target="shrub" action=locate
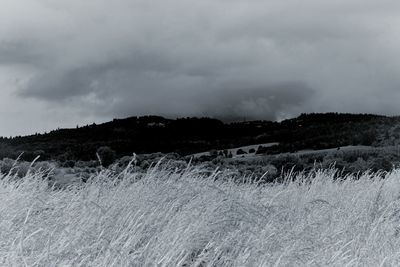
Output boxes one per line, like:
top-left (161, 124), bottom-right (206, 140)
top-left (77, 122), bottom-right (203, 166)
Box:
top-left (236, 149), bottom-right (247, 155)
top-left (369, 157), bottom-right (393, 172)
top-left (271, 155), bottom-right (304, 173)
top-left (0, 158), bottom-right (15, 175)
top-left (256, 146), bottom-right (267, 154)
top-left (96, 146), bottom-right (117, 167)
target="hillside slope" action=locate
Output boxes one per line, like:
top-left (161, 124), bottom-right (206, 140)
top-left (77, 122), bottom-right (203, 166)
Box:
top-left (0, 113), bottom-right (398, 162)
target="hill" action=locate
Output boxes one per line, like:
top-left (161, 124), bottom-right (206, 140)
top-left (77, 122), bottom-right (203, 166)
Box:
top-left (0, 113), bottom-right (399, 162)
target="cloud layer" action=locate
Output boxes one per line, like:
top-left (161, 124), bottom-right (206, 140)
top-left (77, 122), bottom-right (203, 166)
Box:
top-left (1, 0), bottom-right (400, 134)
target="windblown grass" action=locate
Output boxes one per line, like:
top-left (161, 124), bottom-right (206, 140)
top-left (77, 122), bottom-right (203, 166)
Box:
top-left (1, 164), bottom-right (400, 266)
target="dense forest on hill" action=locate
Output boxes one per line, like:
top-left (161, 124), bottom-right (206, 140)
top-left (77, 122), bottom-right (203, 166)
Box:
top-left (0, 113), bottom-right (399, 162)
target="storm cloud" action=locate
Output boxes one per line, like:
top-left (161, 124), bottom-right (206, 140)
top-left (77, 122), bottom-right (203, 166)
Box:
top-left (1, 0), bottom-right (400, 135)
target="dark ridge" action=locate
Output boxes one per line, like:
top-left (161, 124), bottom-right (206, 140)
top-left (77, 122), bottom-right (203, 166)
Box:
top-left (0, 113), bottom-right (398, 162)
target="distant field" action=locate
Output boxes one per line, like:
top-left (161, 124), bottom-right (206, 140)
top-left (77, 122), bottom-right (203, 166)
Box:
top-left (227, 145), bottom-right (400, 164)
top-left (192, 144), bottom-right (381, 162)
top-left (0, 164), bottom-right (399, 266)
top-left (191, 142), bottom-right (279, 158)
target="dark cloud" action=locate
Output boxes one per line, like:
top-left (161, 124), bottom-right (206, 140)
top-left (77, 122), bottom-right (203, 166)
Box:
top-left (102, 81), bottom-right (315, 121)
top-left (0, 0), bottom-right (400, 135)
top-left (198, 82), bottom-right (315, 121)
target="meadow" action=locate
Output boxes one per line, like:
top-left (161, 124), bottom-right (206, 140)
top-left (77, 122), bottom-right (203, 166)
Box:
top-left (1, 161), bottom-right (400, 266)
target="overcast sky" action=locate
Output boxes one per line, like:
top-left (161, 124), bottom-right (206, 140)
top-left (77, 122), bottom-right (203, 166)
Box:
top-left (1, 0), bottom-right (400, 136)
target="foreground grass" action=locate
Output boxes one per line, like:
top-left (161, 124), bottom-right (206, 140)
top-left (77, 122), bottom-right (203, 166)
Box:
top-left (1, 165), bottom-right (400, 266)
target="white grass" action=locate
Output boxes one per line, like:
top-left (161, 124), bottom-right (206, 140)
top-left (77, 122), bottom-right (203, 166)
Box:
top-left (1, 165), bottom-right (400, 266)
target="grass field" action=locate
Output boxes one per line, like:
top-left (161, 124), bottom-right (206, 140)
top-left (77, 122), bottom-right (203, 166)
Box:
top-left (1, 163), bottom-right (400, 266)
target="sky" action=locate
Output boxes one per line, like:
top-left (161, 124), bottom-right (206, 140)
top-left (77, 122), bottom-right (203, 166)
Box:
top-left (1, 0), bottom-right (400, 136)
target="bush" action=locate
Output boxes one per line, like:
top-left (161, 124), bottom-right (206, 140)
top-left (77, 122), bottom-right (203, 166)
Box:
top-left (0, 158), bottom-right (15, 175)
top-left (369, 157), bottom-right (393, 172)
top-left (236, 149), bottom-right (247, 155)
top-left (61, 160), bottom-right (75, 168)
top-left (271, 155), bottom-right (304, 173)
top-left (96, 146), bottom-right (117, 167)
top-left (347, 157), bottom-right (369, 174)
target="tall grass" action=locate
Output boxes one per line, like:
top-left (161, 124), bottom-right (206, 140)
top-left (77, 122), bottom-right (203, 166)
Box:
top-left (1, 164), bottom-right (400, 266)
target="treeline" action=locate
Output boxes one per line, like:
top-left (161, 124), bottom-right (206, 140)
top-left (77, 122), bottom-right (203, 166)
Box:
top-left (0, 113), bottom-right (398, 162)
top-left (258, 113), bottom-right (391, 153)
